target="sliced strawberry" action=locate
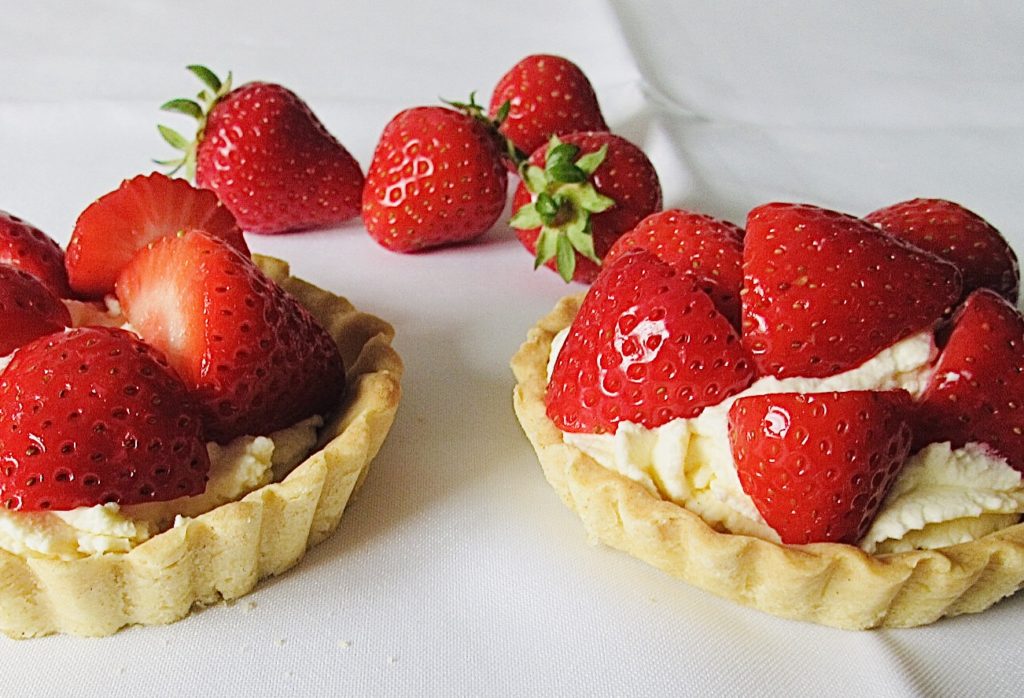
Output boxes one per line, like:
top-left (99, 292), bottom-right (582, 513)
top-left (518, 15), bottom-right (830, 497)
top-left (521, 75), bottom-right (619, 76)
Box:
top-left (547, 250), bottom-right (755, 434)
top-left (0, 265), bottom-right (71, 355)
top-left (0, 210), bottom-right (71, 298)
top-left (742, 203), bottom-right (962, 379)
top-left (0, 327), bottom-right (209, 511)
top-left (488, 54), bottom-right (608, 164)
top-left (914, 289), bottom-right (1024, 472)
top-left (865, 198), bottom-right (1019, 304)
top-left (511, 132), bottom-right (662, 283)
top-left (115, 230), bottom-right (344, 443)
top-left (728, 390), bottom-right (913, 545)
top-left (604, 209), bottom-right (745, 327)
top-left (66, 172), bottom-right (247, 299)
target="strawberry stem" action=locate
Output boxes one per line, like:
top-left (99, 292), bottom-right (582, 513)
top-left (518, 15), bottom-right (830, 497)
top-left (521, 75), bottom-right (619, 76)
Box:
top-left (509, 136), bottom-right (614, 282)
top-left (156, 65), bottom-right (233, 181)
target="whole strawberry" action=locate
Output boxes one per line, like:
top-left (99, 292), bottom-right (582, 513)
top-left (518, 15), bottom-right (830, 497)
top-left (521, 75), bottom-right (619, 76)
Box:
top-left (547, 250), bottom-right (755, 434)
top-left (0, 210), bottom-right (70, 298)
top-left (604, 209), bottom-right (745, 327)
top-left (743, 203), bottom-right (962, 379)
top-left (511, 132), bottom-right (662, 283)
top-left (116, 230), bottom-right (345, 443)
top-left (0, 327), bottom-right (210, 512)
top-left (66, 172), bottom-right (248, 299)
top-left (0, 264), bottom-right (71, 355)
top-left (362, 106), bottom-right (508, 252)
top-left (865, 198), bottom-right (1019, 304)
top-left (488, 54), bottom-right (608, 165)
top-left (728, 390), bottom-right (913, 545)
top-left (158, 65), bottom-right (364, 234)
top-left (914, 289), bottom-right (1024, 472)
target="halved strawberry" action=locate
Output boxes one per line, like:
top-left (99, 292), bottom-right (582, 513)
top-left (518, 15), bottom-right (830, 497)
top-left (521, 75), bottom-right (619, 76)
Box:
top-left (0, 210), bottom-right (71, 298)
top-left (66, 172), bottom-right (247, 299)
top-left (547, 250), bottom-right (755, 434)
top-left (914, 289), bottom-right (1024, 472)
top-left (115, 230), bottom-right (344, 443)
top-left (0, 265), bottom-right (71, 355)
top-left (604, 209), bottom-right (745, 327)
top-left (728, 390), bottom-right (913, 545)
top-left (0, 327), bottom-right (210, 511)
top-left (742, 203), bottom-right (962, 379)
top-left (865, 198), bottom-right (1019, 304)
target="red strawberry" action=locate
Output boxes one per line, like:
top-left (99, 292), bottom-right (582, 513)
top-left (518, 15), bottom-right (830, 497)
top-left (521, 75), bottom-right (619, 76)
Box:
top-left (0, 210), bottom-right (71, 298)
top-left (0, 327), bottom-right (210, 512)
top-left (159, 65), bottom-right (364, 234)
top-left (361, 106), bottom-right (508, 252)
top-left (914, 289), bottom-right (1024, 472)
top-left (115, 230), bottom-right (344, 443)
top-left (511, 132), bottom-right (662, 283)
top-left (0, 265), bottom-right (71, 355)
top-left (865, 198), bottom-right (1019, 304)
top-left (728, 390), bottom-right (913, 545)
top-left (742, 203), bottom-right (962, 379)
top-left (604, 209), bottom-right (745, 327)
top-left (66, 172), bottom-right (247, 299)
top-left (547, 250), bottom-right (755, 434)
top-left (488, 54), bottom-right (608, 165)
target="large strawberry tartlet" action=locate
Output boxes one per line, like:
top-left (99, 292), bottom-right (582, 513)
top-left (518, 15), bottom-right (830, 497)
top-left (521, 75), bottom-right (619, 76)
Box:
top-left (512, 202), bottom-right (1024, 629)
top-left (0, 175), bottom-right (402, 638)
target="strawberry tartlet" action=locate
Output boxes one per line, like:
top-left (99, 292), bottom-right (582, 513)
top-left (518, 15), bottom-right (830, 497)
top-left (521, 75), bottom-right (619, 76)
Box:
top-left (0, 175), bottom-right (402, 638)
top-left (512, 202), bottom-right (1024, 629)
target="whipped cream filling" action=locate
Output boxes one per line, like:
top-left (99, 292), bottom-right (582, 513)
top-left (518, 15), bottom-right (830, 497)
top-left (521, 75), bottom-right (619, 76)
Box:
top-left (549, 328), bottom-right (1024, 551)
top-left (0, 416), bottom-right (322, 560)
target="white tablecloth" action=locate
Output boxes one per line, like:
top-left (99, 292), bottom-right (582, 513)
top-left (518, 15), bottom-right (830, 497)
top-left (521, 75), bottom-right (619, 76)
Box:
top-left (1, 1), bottom-right (1022, 695)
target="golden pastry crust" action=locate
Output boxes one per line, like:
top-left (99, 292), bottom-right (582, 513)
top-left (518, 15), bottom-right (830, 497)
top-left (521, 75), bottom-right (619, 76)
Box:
top-left (512, 293), bottom-right (1024, 629)
top-left (0, 256), bottom-right (403, 638)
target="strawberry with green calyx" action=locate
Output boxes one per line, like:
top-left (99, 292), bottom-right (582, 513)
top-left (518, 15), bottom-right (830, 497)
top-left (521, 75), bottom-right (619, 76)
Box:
top-left (510, 132), bottom-right (662, 283)
top-left (157, 65), bottom-right (364, 234)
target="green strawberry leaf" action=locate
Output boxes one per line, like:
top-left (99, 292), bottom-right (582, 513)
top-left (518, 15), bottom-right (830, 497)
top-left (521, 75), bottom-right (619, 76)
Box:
top-left (546, 142), bottom-right (580, 171)
top-left (567, 221), bottom-right (600, 265)
top-left (158, 125), bottom-right (190, 151)
top-left (510, 203), bottom-right (543, 230)
top-left (160, 98), bottom-right (203, 120)
top-left (575, 185), bottom-right (616, 213)
top-left (575, 145), bottom-right (608, 176)
top-left (555, 232), bottom-right (577, 282)
top-left (535, 192), bottom-right (560, 222)
top-left (187, 65), bottom-right (222, 93)
top-left (523, 165), bottom-right (548, 194)
top-left (534, 227), bottom-right (559, 268)
top-left (548, 162), bottom-right (586, 184)
top-left (494, 100), bottom-right (511, 125)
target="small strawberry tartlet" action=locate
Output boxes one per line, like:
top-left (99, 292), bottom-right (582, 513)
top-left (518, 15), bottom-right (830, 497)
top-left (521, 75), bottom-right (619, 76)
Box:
top-left (0, 174), bottom-right (402, 638)
top-left (513, 202), bottom-right (1024, 629)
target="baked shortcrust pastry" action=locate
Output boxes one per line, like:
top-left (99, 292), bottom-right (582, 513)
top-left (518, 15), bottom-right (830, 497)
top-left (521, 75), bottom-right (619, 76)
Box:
top-left (0, 256), bottom-right (402, 638)
top-left (513, 293), bottom-right (1024, 630)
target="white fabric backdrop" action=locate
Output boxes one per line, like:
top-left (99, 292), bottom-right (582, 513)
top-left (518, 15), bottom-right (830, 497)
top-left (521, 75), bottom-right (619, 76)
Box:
top-left (1, 1), bottom-right (1022, 695)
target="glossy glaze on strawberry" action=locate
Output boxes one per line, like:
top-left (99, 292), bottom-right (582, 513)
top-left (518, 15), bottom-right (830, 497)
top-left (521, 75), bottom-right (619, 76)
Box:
top-left (115, 230), bottom-right (345, 443)
top-left (0, 211), bottom-right (71, 298)
top-left (488, 54), bottom-right (608, 162)
top-left (0, 327), bottom-right (210, 511)
top-left (866, 198), bottom-right (1019, 304)
top-left (547, 250), bottom-right (755, 433)
top-left (604, 209), bottom-right (745, 327)
top-left (66, 172), bottom-right (247, 299)
top-left (914, 289), bottom-right (1024, 472)
top-left (742, 203), bottom-right (962, 379)
top-left (0, 265), bottom-right (71, 355)
top-left (511, 132), bottom-right (662, 283)
top-left (728, 390), bottom-right (913, 545)
top-left (362, 106), bottom-right (507, 252)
